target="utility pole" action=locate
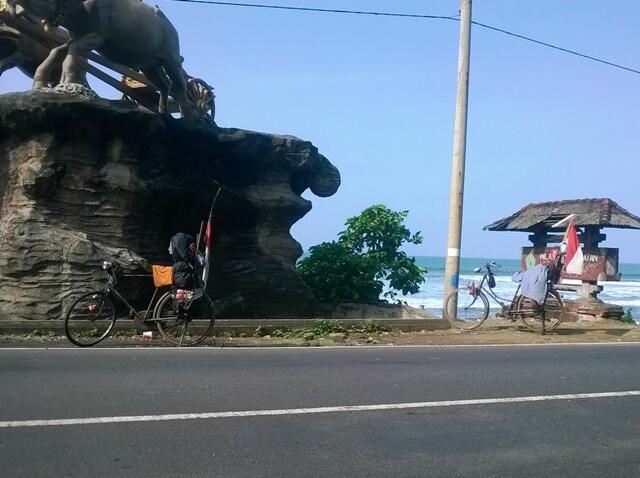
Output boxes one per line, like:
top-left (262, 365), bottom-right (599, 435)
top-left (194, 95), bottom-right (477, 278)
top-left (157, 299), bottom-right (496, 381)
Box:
top-left (443, 0), bottom-right (472, 319)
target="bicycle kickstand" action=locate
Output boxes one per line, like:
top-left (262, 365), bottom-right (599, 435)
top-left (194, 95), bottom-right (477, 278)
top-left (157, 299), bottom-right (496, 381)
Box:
top-left (179, 324), bottom-right (187, 347)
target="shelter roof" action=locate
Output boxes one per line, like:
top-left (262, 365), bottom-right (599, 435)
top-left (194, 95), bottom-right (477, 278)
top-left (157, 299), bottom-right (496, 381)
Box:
top-left (484, 198), bottom-right (640, 232)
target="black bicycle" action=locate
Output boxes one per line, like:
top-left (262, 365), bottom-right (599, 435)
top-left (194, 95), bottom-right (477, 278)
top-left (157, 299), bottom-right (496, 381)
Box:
top-left (443, 262), bottom-right (565, 333)
top-left (64, 251), bottom-right (215, 347)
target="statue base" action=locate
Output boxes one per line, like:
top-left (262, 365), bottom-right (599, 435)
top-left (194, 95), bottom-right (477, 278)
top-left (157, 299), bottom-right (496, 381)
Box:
top-left (35, 83), bottom-right (98, 100)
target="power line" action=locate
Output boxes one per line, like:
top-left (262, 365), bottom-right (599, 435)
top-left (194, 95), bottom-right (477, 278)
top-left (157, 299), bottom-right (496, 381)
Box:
top-left (166, 0), bottom-right (459, 20)
top-left (165, 0), bottom-right (640, 76)
top-left (471, 21), bottom-right (640, 76)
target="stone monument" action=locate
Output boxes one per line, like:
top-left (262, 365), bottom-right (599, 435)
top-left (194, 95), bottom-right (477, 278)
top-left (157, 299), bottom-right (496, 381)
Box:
top-left (0, 1), bottom-right (341, 321)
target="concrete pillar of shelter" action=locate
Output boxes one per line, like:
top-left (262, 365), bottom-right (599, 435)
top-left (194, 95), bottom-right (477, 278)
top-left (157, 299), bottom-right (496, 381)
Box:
top-left (583, 226), bottom-right (606, 249)
top-left (578, 226), bottom-right (605, 304)
top-left (579, 282), bottom-right (603, 304)
top-left (528, 230), bottom-right (548, 249)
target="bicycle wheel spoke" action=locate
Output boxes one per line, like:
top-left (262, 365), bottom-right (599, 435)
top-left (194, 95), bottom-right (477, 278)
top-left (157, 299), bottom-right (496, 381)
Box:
top-left (154, 291), bottom-right (215, 346)
top-left (444, 287), bottom-right (489, 330)
top-left (65, 292), bottom-right (116, 347)
top-left (519, 289), bottom-right (565, 333)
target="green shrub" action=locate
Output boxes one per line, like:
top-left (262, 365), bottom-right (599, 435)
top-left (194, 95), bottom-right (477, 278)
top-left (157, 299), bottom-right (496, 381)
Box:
top-left (311, 319), bottom-right (346, 336)
top-left (297, 242), bottom-right (382, 303)
top-left (621, 309), bottom-right (636, 325)
top-left (351, 319), bottom-right (389, 335)
top-left (297, 205), bottom-right (426, 303)
top-left (253, 325), bottom-right (268, 337)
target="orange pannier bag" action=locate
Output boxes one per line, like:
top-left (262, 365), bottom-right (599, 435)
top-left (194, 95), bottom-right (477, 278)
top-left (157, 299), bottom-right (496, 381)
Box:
top-left (152, 265), bottom-right (173, 287)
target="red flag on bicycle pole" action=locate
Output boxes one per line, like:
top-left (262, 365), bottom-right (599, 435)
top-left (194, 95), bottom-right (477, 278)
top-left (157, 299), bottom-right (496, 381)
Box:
top-left (201, 186), bottom-right (222, 288)
top-left (201, 217), bottom-right (212, 287)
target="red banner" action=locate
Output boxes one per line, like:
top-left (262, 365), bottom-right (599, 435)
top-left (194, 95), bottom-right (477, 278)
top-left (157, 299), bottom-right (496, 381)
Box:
top-left (521, 247), bottom-right (620, 282)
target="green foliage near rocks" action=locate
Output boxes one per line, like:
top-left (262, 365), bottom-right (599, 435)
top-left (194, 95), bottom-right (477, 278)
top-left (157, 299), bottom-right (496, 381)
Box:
top-left (620, 308), bottom-right (636, 325)
top-left (350, 319), bottom-right (389, 335)
top-left (253, 325), bottom-right (268, 337)
top-left (297, 241), bottom-right (382, 303)
top-left (297, 204), bottom-right (426, 303)
top-left (267, 320), bottom-right (389, 340)
top-left (311, 319), bottom-right (346, 336)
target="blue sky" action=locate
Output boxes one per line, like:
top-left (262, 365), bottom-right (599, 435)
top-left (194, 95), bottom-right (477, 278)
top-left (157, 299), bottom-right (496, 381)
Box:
top-left (3, 1), bottom-right (639, 262)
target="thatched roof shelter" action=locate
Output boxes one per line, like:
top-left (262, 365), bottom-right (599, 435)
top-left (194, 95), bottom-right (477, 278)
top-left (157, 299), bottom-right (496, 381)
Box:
top-left (484, 198), bottom-right (640, 232)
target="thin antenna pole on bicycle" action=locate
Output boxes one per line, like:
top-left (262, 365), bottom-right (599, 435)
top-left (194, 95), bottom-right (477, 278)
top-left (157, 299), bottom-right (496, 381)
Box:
top-left (443, 0), bottom-right (473, 320)
top-left (208, 185), bottom-right (223, 218)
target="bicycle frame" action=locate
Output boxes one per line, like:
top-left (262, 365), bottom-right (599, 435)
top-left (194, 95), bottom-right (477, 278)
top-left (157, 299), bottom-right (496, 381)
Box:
top-left (466, 266), bottom-right (523, 318)
top-left (108, 285), bottom-right (159, 322)
top-left (470, 265), bottom-right (561, 320)
top-left (447, 260), bottom-right (566, 335)
top-left (102, 263), bottom-right (162, 323)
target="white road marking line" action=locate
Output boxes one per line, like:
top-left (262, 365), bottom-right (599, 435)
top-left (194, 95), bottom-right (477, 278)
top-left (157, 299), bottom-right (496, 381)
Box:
top-left (1, 391), bottom-right (638, 429)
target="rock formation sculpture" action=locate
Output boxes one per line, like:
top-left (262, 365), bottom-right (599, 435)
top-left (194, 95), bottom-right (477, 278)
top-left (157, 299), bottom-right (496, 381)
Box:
top-left (0, 0), bottom-right (339, 322)
top-left (0, 92), bottom-right (340, 320)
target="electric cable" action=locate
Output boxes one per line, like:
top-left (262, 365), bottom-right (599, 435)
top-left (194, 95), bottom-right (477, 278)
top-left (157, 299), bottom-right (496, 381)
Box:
top-left (165, 0), bottom-right (640, 76)
top-left (471, 21), bottom-right (640, 75)
top-left (166, 0), bottom-right (459, 20)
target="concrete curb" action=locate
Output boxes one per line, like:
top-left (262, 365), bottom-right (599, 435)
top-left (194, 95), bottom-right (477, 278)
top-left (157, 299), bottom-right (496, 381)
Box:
top-left (0, 318), bottom-right (450, 335)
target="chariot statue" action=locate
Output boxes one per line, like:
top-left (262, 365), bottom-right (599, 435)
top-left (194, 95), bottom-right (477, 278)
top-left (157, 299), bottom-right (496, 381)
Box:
top-left (0, 0), bottom-right (214, 119)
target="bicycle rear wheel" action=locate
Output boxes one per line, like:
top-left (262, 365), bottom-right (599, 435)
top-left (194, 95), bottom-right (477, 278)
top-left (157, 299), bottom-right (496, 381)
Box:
top-left (64, 291), bottom-right (116, 347)
top-left (154, 291), bottom-right (215, 346)
top-left (519, 288), bottom-right (565, 333)
top-left (444, 287), bottom-right (490, 330)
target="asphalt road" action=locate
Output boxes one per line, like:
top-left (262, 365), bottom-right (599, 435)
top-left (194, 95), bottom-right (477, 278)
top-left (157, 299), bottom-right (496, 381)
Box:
top-left (1, 344), bottom-right (639, 477)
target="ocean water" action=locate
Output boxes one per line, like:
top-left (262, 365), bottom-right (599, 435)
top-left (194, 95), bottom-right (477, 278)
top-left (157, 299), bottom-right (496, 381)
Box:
top-left (394, 256), bottom-right (640, 322)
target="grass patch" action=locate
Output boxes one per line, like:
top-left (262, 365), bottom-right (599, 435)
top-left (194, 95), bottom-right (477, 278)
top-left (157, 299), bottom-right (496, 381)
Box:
top-left (110, 329), bottom-right (140, 338)
top-left (26, 329), bottom-right (58, 340)
top-left (253, 320), bottom-right (389, 340)
top-left (349, 319), bottom-right (389, 335)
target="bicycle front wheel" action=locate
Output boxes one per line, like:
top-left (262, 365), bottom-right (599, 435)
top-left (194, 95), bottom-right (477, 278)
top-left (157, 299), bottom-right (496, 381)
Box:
top-left (64, 291), bottom-right (116, 347)
top-left (154, 291), bottom-right (215, 346)
top-left (444, 287), bottom-right (490, 330)
top-left (519, 288), bottom-right (565, 333)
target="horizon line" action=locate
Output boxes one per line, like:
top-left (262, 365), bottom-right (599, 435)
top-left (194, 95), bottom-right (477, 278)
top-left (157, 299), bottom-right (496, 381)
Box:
top-left (300, 252), bottom-right (640, 266)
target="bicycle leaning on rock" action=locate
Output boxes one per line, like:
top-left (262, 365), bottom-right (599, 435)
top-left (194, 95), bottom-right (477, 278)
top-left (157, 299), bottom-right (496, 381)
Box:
top-left (63, 250), bottom-right (215, 347)
top-left (443, 261), bottom-right (566, 334)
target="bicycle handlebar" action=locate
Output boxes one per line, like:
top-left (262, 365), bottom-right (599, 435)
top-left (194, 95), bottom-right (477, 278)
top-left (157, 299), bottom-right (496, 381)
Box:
top-left (103, 250), bottom-right (151, 273)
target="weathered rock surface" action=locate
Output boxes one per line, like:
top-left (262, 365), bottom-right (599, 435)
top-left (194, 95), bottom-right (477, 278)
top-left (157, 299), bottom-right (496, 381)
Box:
top-left (0, 92), bottom-right (340, 320)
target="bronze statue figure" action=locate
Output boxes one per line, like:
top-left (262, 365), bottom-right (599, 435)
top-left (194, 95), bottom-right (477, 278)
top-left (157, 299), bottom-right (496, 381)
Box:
top-left (0, 22), bottom-right (28, 76)
top-left (13, 0), bottom-right (190, 114)
top-left (0, 17), bottom-right (70, 84)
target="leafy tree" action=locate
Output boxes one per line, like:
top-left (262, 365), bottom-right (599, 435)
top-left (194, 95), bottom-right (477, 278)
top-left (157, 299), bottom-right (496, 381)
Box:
top-left (621, 308), bottom-right (636, 325)
top-left (297, 205), bottom-right (426, 303)
top-left (297, 241), bottom-right (382, 303)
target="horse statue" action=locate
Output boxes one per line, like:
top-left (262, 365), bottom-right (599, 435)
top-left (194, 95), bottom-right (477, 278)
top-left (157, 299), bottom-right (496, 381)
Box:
top-left (12, 0), bottom-right (190, 114)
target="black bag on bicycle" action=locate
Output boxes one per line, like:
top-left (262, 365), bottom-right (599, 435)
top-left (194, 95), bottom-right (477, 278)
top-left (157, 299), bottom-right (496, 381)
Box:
top-left (169, 233), bottom-right (196, 289)
top-left (487, 273), bottom-right (496, 289)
